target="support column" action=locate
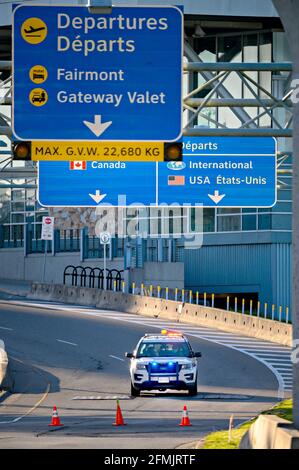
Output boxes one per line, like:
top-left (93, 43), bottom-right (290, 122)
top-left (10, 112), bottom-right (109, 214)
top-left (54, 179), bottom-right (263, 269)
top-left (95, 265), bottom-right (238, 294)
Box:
top-left (157, 238), bottom-right (163, 262)
top-left (272, 0), bottom-right (299, 428)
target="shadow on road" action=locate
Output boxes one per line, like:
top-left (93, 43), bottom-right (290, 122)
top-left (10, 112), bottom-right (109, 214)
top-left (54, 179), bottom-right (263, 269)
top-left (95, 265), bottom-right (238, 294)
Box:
top-left (8, 357), bottom-right (60, 395)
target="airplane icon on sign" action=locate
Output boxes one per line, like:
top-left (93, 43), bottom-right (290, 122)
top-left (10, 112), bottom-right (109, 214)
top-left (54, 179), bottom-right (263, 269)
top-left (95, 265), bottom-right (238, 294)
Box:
top-left (24, 25), bottom-right (46, 36)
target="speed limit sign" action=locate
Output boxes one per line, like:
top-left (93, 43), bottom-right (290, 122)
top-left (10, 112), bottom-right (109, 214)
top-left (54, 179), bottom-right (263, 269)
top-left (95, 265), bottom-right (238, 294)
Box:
top-left (99, 232), bottom-right (111, 245)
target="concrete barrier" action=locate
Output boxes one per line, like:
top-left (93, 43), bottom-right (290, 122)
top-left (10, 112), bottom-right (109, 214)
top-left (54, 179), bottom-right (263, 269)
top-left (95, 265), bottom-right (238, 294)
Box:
top-left (240, 414), bottom-right (299, 449)
top-left (29, 282), bottom-right (292, 346)
top-left (0, 339), bottom-right (9, 391)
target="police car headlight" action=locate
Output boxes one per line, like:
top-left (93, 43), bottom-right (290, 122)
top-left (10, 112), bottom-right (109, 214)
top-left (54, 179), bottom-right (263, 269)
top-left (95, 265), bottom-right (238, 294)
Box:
top-left (136, 363), bottom-right (147, 370)
top-left (181, 363), bottom-right (192, 370)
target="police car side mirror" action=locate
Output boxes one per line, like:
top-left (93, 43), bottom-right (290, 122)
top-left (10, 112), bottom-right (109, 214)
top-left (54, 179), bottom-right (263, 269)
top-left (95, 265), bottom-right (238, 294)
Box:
top-left (125, 352), bottom-right (134, 358)
top-left (194, 352), bottom-right (202, 358)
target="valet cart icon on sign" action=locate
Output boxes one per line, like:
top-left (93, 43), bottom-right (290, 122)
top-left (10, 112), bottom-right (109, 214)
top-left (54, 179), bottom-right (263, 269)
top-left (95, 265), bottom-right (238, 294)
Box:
top-left (29, 88), bottom-right (48, 106)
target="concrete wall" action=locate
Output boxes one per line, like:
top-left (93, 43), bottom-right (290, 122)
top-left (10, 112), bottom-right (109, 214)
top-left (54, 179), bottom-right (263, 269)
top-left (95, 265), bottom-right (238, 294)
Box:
top-left (240, 415), bottom-right (299, 449)
top-left (30, 282), bottom-right (292, 346)
top-left (0, 248), bottom-right (123, 283)
top-left (0, 249), bottom-right (183, 288)
top-left (130, 262), bottom-right (184, 289)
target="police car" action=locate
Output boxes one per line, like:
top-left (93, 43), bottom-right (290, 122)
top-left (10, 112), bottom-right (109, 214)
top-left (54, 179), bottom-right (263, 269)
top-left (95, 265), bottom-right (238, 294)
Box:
top-left (125, 330), bottom-right (201, 397)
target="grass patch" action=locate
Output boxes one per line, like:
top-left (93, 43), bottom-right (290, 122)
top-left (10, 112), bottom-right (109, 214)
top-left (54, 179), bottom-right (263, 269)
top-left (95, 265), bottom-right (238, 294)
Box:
top-left (262, 398), bottom-right (292, 422)
top-left (201, 399), bottom-right (293, 449)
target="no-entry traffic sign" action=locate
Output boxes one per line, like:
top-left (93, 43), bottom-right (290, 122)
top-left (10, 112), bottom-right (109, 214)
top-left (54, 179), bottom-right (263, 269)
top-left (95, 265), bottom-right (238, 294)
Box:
top-left (41, 216), bottom-right (54, 240)
top-left (13, 4), bottom-right (183, 141)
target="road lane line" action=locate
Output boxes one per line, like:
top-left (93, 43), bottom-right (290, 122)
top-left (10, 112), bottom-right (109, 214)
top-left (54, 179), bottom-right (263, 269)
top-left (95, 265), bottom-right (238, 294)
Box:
top-left (0, 326), bottom-right (13, 331)
top-left (109, 354), bottom-right (125, 362)
top-left (56, 339), bottom-right (77, 346)
top-left (0, 382), bottom-right (51, 425)
top-left (0, 354), bottom-right (51, 425)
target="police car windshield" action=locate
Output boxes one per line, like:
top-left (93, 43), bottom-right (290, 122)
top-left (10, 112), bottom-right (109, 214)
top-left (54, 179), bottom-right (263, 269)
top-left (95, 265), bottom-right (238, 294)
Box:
top-left (137, 341), bottom-right (191, 358)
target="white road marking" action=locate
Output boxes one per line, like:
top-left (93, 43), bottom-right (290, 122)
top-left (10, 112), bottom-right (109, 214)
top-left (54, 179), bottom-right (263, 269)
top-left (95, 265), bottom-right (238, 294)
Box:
top-left (0, 326), bottom-right (13, 331)
top-left (270, 360), bottom-right (292, 364)
top-left (206, 340), bottom-right (279, 346)
top-left (109, 354), bottom-right (125, 362)
top-left (240, 345), bottom-right (290, 351)
top-left (0, 358), bottom-right (51, 426)
top-left (254, 352), bottom-right (291, 357)
top-left (73, 395), bottom-right (131, 400)
top-left (56, 339), bottom-right (77, 346)
top-left (271, 363), bottom-right (292, 367)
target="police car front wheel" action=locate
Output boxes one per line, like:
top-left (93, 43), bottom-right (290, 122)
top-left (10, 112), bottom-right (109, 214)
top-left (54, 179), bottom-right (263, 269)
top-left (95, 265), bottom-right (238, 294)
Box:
top-left (187, 381), bottom-right (198, 397)
top-left (131, 382), bottom-right (140, 397)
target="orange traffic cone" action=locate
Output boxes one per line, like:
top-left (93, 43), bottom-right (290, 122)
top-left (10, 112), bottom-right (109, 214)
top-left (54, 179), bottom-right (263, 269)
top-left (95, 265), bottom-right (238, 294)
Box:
top-left (113, 400), bottom-right (126, 426)
top-left (179, 405), bottom-right (192, 427)
top-left (49, 405), bottom-right (63, 427)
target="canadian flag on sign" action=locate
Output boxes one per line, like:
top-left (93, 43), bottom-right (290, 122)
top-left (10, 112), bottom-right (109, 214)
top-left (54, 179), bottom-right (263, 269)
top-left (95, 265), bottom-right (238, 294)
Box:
top-left (70, 161), bottom-right (87, 170)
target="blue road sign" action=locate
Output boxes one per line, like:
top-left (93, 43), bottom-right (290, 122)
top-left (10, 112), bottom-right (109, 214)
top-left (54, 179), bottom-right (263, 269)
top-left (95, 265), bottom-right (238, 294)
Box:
top-left (13, 4), bottom-right (183, 141)
top-left (38, 137), bottom-right (277, 208)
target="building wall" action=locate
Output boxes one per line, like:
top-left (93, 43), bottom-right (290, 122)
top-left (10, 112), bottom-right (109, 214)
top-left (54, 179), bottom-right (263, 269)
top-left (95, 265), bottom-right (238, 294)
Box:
top-left (0, 249), bottom-right (124, 284)
top-left (184, 236), bottom-right (291, 315)
top-left (130, 261), bottom-right (184, 290)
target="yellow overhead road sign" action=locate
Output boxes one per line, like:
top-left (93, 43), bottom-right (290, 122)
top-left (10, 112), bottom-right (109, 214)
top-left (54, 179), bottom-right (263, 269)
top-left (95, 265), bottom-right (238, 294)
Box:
top-left (31, 141), bottom-right (165, 161)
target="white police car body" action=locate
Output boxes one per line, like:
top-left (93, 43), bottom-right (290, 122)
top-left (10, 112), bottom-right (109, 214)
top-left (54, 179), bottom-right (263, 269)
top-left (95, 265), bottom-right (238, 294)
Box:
top-left (125, 330), bottom-right (201, 397)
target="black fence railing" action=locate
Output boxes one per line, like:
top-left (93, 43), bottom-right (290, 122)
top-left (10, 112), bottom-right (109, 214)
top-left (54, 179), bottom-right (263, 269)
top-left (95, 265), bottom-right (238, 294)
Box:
top-left (63, 265), bottom-right (124, 291)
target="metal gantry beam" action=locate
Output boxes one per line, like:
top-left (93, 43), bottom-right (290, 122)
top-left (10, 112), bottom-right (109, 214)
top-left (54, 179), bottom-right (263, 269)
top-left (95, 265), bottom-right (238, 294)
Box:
top-left (183, 48), bottom-right (293, 137)
top-left (183, 128), bottom-right (292, 137)
top-left (0, 184), bottom-right (37, 189)
top-left (0, 61), bottom-right (11, 71)
top-left (185, 98), bottom-right (293, 108)
top-left (0, 126), bottom-right (12, 137)
top-left (184, 41), bottom-right (258, 129)
top-left (0, 168), bottom-right (37, 179)
top-left (184, 62), bottom-right (293, 72)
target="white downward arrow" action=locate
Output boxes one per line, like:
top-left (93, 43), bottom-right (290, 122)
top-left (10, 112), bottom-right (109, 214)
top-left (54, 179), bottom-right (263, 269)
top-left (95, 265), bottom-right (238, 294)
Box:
top-left (208, 190), bottom-right (226, 204)
top-left (89, 190), bottom-right (107, 204)
top-left (83, 115), bottom-right (112, 137)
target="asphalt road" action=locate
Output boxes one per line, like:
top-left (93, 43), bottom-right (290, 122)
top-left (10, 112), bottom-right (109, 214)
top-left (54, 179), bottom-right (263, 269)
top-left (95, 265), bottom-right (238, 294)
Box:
top-left (0, 294), bottom-right (284, 449)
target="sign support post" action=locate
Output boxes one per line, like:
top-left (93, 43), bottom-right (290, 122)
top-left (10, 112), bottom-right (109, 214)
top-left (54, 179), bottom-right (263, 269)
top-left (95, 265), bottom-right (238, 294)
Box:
top-left (103, 243), bottom-right (107, 291)
top-left (273, 0), bottom-right (299, 429)
top-left (99, 232), bottom-right (111, 291)
top-left (42, 240), bottom-right (47, 283)
top-left (41, 216), bottom-right (54, 283)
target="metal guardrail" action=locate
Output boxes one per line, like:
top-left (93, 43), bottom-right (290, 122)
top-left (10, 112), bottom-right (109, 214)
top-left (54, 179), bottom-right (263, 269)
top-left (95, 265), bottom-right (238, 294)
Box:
top-left (63, 265), bottom-right (124, 290)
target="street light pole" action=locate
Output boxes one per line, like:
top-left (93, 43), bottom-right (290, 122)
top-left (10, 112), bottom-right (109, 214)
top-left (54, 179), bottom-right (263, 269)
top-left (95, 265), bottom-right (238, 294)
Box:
top-left (272, 0), bottom-right (299, 428)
